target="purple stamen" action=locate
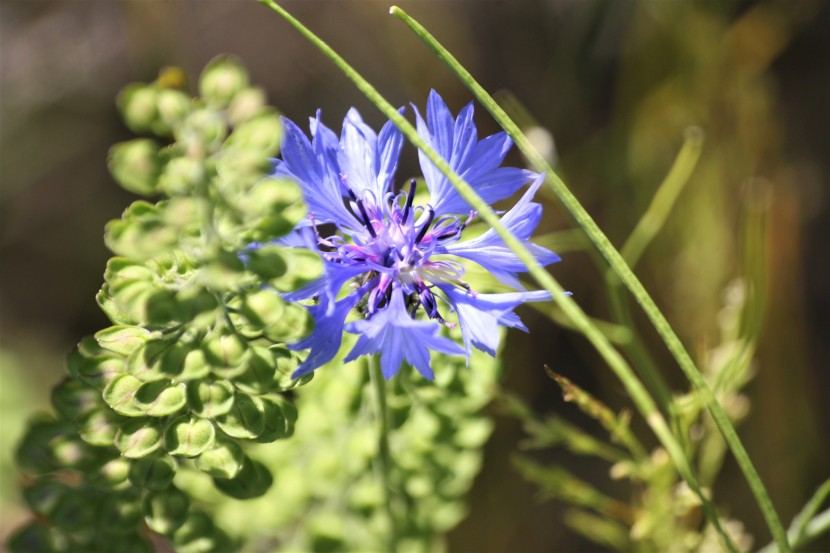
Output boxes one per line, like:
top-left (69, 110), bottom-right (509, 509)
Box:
top-left (414, 206), bottom-right (435, 245)
top-left (402, 179), bottom-right (417, 224)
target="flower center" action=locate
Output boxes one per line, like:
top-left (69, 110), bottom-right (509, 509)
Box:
top-left (315, 179), bottom-right (473, 323)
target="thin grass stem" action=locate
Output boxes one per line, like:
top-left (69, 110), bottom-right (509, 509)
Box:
top-left (257, 2), bottom-right (738, 550)
top-left (388, 7), bottom-right (789, 552)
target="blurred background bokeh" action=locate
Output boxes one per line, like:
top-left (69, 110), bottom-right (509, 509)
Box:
top-left (2, 1), bottom-right (828, 551)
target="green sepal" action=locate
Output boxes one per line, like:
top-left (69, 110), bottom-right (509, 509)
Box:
top-left (127, 340), bottom-right (183, 382)
top-left (15, 416), bottom-right (73, 475)
top-left (91, 457), bottom-right (132, 489)
top-left (186, 379), bottom-right (235, 418)
top-left (199, 56), bottom-right (249, 109)
top-left (270, 346), bottom-right (311, 391)
top-left (178, 349), bottom-right (211, 381)
top-left (224, 113), bottom-right (282, 157)
top-left (129, 456), bottom-right (176, 491)
top-left (262, 303), bottom-right (314, 343)
top-left (156, 89), bottom-right (192, 130)
top-left (212, 457), bottom-right (273, 499)
top-left (77, 407), bottom-right (127, 446)
top-left (114, 418), bottom-right (163, 458)
top-left (232, 289), bottom-right (287, 334)
top-left (51, 377), bottom-right (102, 422)
top-left (254, 396), bottom-right (297, 443)
top-left (215, 394), bottom-right (265, 440)
top-left (142, 488), bottom-right (190, 535)
top-left (117, 83), bottom-right (159, 134)
top-left (103, 374), bottom-right (145, 416)
top-left (270, 248), bottom-right (323, 292)
top-left (172, 511), bottom-right (225, 553)
top-left (108, 139), bottom-right (163, 197)
top-left (202, 332), bottom-right (248, 368)
top-left (6, 522), bottom-right (66, 553)
top-left (133, 380), bottom-right (187, 417)
top-left (228, 87), bottom-right (268, 125)
top-left (104, 201), bottom-right (179, 261)
top-left (165, 416), bottom-right (216, 457)
top-left (49, 488), bottom-right (98, 529)
top-left (95, 325), bottom-right (152, 356)
top-left (194, 438), bottom-right (245, 479)
top-left (233, 346), bottom-right (279, 395)
top-left (244, 244), bottom-right (289, 281)
top-left (97, 492), bottom-right (145, 535)
top-left (22, 478), bottom-right (70, 517)
top-left (158, 155), bottom-right (204, 196)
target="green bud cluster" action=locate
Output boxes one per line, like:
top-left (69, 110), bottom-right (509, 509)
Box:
top-left (9, 57), bottom-right (321, 553)
top-left (200, 331), bottom-right (501, 553)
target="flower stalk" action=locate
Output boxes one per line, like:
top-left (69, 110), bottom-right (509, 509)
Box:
top-left (367, 355), bottom-right (398, 552)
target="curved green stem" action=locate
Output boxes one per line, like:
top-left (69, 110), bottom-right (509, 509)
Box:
top-left (256, 2), bottom-right (738, 550)
top-left (389, 7), bottom-right (789, 552)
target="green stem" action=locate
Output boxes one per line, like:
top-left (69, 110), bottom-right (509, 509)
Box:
top-left (367, 355), bottom-right (397, 552)
top-left (257, 2), bottom-right (738, 550)
top-left (389, 7), bottom-right (789, 552)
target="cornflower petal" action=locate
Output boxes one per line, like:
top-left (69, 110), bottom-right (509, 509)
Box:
top-left (288, 292), bottom-right (363, 378)
top-left (438, 286), bottom-right (551, 359)
top-left (344, 288), bottom-right (464, 379)
top-left (442, 173), bottom-right (560, 289)
top-left (414, 90), bottom-right (535, 216)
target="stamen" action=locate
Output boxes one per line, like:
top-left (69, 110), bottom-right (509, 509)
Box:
top-left (402, 179), bottom-right (417, 224)
top-left (346, 188), bottom-right (377, 239)
top-left (414, 206), bottom-right (435, 245)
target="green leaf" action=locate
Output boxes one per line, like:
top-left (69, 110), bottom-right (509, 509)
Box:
top-left (129, 456), bottom-right (176, 491)
top-left (95, 325), bottom-right (152, 356)
top-left (115, 418), bottom-right (163, 458)
top-left (215, 394), bottom-right (265, 439)
top-left (103, 374), bottom-right (145, 416)
top-left (165, 416), bottom-right (216, 457)
top-left (143, 488), bottom-right (190, 535)
top-left (134, 381), bottom-right (187, 417)
top-left (212, 457), bottom-right (273, 499)
top-left (194, 438), bottom-right (245, 479)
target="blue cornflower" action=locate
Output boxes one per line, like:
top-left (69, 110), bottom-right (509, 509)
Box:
top-left (266, 90), bottom-right (559, 380)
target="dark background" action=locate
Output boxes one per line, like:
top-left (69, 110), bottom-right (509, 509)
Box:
top-left (2, 1), bottom-right (828, 551)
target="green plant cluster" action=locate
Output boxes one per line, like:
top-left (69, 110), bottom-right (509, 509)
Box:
top-left (195, 333), bottom-right (500, 553)
top-left (507, 278), bottom-right (760, 552)
top-left (9, 57), bottom-right (321, 553)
